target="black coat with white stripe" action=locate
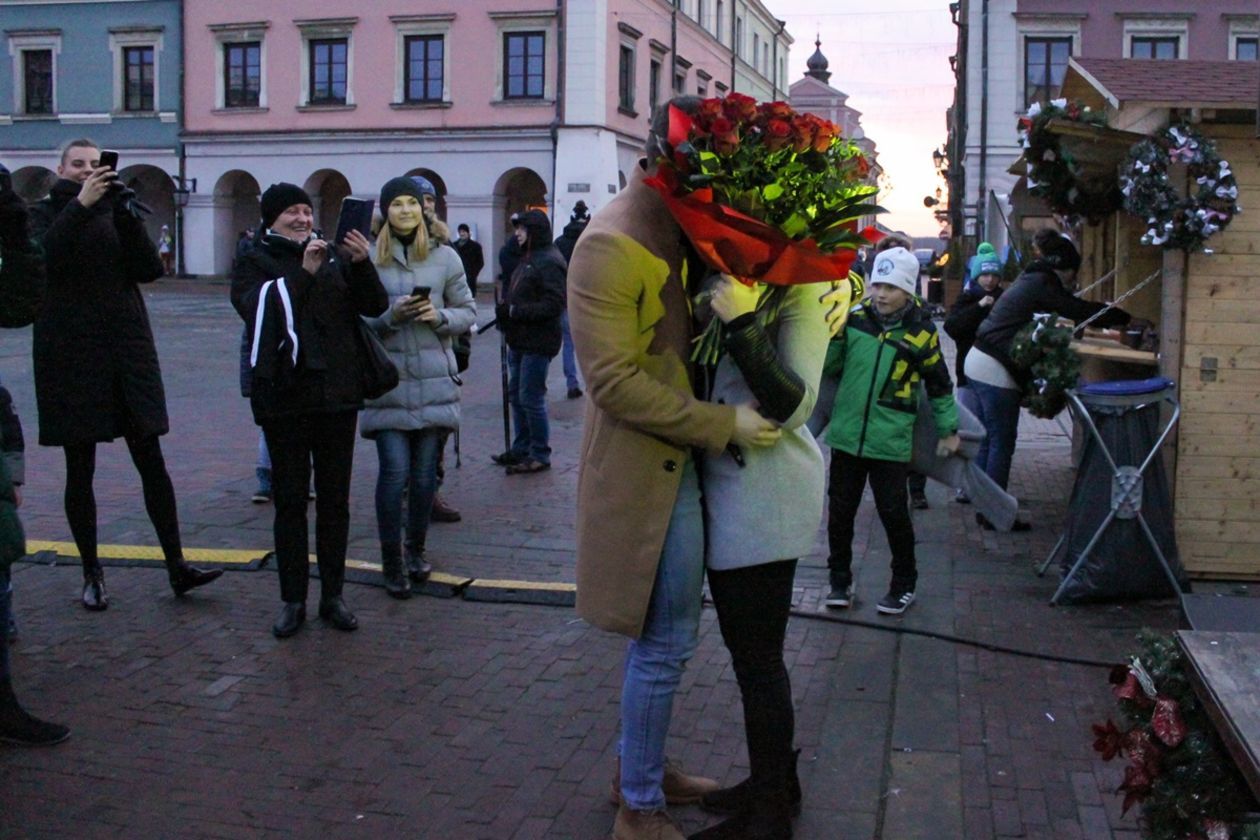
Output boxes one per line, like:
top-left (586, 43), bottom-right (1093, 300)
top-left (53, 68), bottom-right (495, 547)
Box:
top-left (231, 234), bottom-right (387, 424)
top-left (29, 179), bottom-right (167, 446)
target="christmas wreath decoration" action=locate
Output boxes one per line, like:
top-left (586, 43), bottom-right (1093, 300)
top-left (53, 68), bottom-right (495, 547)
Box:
top-left (1121, 124), bottom-right (1240, 252)
top-left (1018, 99), bottom-right (1121, 224)
top-left (1092, 631), bottom-right (1260, 840)
top-left (1008, 312), bottom-right (1079, 419)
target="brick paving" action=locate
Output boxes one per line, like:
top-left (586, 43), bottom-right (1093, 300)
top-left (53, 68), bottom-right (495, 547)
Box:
top-left (0, 282), bottom-right (1229, 838)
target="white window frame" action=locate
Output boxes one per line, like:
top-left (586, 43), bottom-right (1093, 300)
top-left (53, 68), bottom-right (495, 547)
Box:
top-left (1014, 16), bottom-right (1082, 112)
top-left (296, 17), bottom-right (357, 108)
top-left (391, 14), bottom-right (454, 105)
top-left (7, 30), bottom-right (61, 116)
top-left (1227, 16), bottom-right (1259, 60)
top-left (1121, 17), bottom-right (1189, 60)
top-left (109, 28), bottom-right (162, 114)
top-left (489, 11), bottom-right (557, 103)
top-left (210, 21), bottom-right (269, 111)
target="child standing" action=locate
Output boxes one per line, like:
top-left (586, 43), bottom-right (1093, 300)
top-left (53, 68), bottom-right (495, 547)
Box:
top-left (822, 247), bottom-right (960, 614)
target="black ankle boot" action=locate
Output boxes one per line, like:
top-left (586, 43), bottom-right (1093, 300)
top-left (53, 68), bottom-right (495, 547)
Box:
top-left (405, 549), bottom-right (431, 584)
top-left (0, 678), bottom-right (70, 747)
top-left (701, 749), bottom-right (802, 817)
top-left (691, 782), bottom-right (794, 840)
top-left (318, 597), bottom-right (358, 631)
top-left (381, 544), bottom-right (411, 600)
top-left (166, 558), bottom-right (224, 596)
top-left (272, 602), bottom-right (306, 638)
top-left (81, 563), bottom-right (108, 612)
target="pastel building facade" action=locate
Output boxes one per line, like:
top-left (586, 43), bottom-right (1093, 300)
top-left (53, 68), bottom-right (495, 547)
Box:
top-left (0, 0), bottom-right (183, 246)
top-left (183, 0), bottom-right (792, 277)
top-left (949, 0), bottom-right (1258, 245)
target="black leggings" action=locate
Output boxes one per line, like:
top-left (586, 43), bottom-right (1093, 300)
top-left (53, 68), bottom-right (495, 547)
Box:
top-left (64, 435), bottom-right (183, 569)
top-left (707, 559), bottom-right (798, 789)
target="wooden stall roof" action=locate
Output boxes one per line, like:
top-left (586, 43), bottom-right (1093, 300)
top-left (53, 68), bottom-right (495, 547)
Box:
top-left (1062, 58), bottom-right (1260, 111)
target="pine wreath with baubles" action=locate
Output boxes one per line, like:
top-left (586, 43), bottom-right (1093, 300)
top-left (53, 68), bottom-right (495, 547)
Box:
top-left (1092, 631), bottom-right (1260, 840)
top-left (1008, 313), bottom-right (1078, 419)
top-left (1121, 124), bottom-right (1240, 252)
top-left (1018, 99), bottom-right (1121, 225)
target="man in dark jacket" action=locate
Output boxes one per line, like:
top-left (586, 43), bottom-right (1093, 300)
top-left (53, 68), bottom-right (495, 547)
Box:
top-left (497, 214), bottom-right (523, 290)
top-left (29, 138), bottom-right (221, 611)
top-left (553, 202), bottom-right (589, 399)
top-left (452, 223), bottom-right (484, 297)
top-left (493, 209), bottom-right (565, 474)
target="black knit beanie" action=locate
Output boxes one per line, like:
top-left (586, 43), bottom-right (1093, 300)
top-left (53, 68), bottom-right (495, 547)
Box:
top-left (260, 183), bottom-right (313, 230)
top-left (380, 176), bottom-right (426, 211)
top-left (1038, 233), bottom-right (1082, 272)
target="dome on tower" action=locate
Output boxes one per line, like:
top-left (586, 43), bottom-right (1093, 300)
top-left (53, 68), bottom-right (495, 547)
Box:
top-left (805, 36), bottom-right (831, 83)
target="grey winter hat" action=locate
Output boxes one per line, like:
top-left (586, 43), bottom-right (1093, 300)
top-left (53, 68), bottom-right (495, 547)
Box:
top-left (869, 247), bottom-right (920, 296)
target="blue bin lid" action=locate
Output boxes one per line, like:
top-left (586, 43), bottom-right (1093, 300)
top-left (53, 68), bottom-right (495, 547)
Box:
top-left (1078, 376), bottom-right (1175, 397)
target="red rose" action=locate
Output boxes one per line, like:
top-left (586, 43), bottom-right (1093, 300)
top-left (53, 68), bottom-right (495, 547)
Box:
top-left (813, 122), bottom-right (838, 153)
top-left (710, 117), bottom-right (739, 155)
top-left (855, 155), bottom-right (871, 178)
top-left (763, 119), bottom-right (792, 151)
top-left (790, 115), bottom-right (816, 153)
top-left (759, 100), bottom-right (793, 121)
top-left (722, 92), bottom-right (758, 124)
top-left (695, 98), bottom-right (724, 131)
top-left (1091, 719), bottom-right (1125, 761)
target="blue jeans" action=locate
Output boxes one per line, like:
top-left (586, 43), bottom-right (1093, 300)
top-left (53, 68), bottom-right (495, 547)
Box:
top-left (561, 310), bottom-right (581, 391)
top-left (619, 459), bottom-right (705, 811)
top-left (374, 428), bottom-right (444, 552)
top-left (507, 348), bottom-right (551, 464)
top-left (970, 380), bottom-right (1023, 490)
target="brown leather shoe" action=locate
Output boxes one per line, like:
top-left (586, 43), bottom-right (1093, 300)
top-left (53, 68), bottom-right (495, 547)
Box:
top-left (609, 758), bottom-right (721, 807)
top-left (430, 493), bottom-right (462, 523)
top-left (611, 805), bottom-right (684, 840)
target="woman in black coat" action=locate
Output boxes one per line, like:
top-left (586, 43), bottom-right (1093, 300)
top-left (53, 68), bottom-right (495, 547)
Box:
top-left (29, 141), bottom-right (221, 610)
top-left (231, 183), bottom-right (387, 638)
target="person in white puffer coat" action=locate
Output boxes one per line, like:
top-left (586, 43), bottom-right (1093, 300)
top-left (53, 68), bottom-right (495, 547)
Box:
top-left (360, 176), bottom-right (476, 599)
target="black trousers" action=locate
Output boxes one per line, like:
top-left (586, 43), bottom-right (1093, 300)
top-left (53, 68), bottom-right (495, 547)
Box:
top-left (262, 411), bottom-right (358, 604)
top-left (64, 435), bottom-right (182, 569)
top-left (826, 449), bottom-right (917, 591)
top-left (707, 559), bottom-right (797, 790)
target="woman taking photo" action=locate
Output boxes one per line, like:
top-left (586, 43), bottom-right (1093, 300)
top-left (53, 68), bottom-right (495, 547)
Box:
top-left (231, 183), bottom-right (387, 638)
top-left (692, 275), bottom-right (834, 840)
top-left (360, 177), bottom-right (475, 598)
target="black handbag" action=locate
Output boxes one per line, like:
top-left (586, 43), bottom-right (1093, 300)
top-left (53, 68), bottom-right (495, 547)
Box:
top-left (355, 319), bottom-right (399, 400)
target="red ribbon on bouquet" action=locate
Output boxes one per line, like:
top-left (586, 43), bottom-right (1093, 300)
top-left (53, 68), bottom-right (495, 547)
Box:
top-left (644, 169), bottom-right (881, 286)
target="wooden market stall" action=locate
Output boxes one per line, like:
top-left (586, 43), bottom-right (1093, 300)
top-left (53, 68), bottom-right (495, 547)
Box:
top-left (1039, 58), bottom-right (1260, 580)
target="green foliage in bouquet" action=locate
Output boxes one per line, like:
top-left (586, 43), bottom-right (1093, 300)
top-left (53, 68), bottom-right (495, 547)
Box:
top-left (1009, 313), bottom-right (1078, 419)
top-left (1093, 631), bottom-right (1260, 840)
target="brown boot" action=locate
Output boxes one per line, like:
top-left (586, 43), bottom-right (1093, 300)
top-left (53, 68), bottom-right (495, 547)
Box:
top-left (429, 493), bottom-right (462, 523)
top-left (612, 805), bottom-right (684, 840)
top-left (609, 757), bottom-right (721, 806)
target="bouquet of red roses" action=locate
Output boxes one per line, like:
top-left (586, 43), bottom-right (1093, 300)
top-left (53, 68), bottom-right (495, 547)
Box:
top-left (645, 93), bottom-right (883, 363)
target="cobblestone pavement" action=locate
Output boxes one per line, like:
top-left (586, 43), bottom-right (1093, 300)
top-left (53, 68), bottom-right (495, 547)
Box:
top-left (0, 282), bottom-right (1213, 838)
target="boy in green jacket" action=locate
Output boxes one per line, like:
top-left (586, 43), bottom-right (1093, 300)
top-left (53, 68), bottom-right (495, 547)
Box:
top-left (822, 247), bottom-right (959, 614)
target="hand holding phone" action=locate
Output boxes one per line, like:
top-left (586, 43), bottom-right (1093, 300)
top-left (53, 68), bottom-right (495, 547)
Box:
top-left (334, 197), bottom-right (375, 245)
top-left (411, 286), bottom-right (440, 325)
top-left (98, 150), bottom-right (119, 172)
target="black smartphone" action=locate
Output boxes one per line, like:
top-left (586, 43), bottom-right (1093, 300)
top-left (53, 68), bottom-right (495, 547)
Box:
top-left (333, 196), bottom-right (375, 245)
top-left (411, 286), bottom-right (431, 300)
top-left (98, 150), bottom-right (119, 172)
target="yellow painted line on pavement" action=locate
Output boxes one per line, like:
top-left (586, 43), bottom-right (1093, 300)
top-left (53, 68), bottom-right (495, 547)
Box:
top-left (27, 540), bottom-right (261, 565)
top-left (468, 579), bottom-right (576, 593)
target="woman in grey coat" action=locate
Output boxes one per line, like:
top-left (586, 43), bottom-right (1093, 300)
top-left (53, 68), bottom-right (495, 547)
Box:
top-left (360, 177), bottom-right (475, 598)
top-left (692, 275), bottom-right (832, 840)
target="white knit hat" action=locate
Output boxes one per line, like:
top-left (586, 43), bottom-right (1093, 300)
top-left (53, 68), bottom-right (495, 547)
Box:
top-left (870, 247), bottom-right (920, 296)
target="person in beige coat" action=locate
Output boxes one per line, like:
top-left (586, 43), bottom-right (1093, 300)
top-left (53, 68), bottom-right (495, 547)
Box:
top-left (568, 97), bottom-right (849, 840)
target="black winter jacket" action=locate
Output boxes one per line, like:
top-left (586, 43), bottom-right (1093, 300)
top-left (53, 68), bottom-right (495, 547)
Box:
top-left (943, 285), bottom-right (1004, 387)
top-left (452, 238), bottom-right (485, 295)
top-left (553, 217), bottom-right (588, 264)
top-left (973, 261), bottom-right (1129, 379)
top-left (497, 211), bottom-right (566, 357)
top-left (29, 179), bottom-right (168, 446)
top-left (231, 234), bottom-right (388, 423)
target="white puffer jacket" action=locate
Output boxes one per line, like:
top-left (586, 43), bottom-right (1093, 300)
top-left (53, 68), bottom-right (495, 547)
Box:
top-left (359, 239), bottom-right (476, 437)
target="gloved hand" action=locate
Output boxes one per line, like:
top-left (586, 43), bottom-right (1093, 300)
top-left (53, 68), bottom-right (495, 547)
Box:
top-left (935, 433), bottom-right (961, 459)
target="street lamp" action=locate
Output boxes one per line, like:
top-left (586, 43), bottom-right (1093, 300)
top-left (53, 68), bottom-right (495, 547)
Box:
top-left (932, 146), bottom-right (945, 171)
top-left (172, 177), bottom-right (196, 278)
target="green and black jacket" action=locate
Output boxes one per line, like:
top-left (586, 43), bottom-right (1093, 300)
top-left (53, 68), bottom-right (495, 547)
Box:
top-left (822, 300), bottom-right (958, 463)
